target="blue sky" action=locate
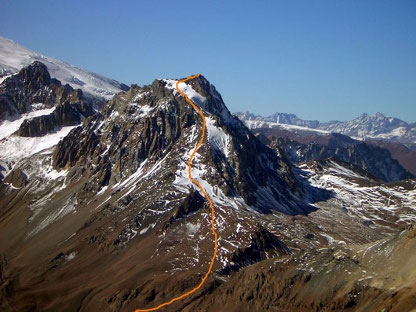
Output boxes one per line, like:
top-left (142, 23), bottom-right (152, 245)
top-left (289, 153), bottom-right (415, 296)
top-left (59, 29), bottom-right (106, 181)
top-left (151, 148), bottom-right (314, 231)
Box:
top-left (1, 0), bottom-right (415, 122)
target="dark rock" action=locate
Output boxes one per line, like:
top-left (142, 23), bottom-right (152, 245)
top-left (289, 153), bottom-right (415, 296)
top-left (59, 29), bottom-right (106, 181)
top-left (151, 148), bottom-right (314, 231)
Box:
top-left (0, 61), bottom-right (96, 136)
top-left (52, 76), bottom-right (317, 215)
top-left (18, 100), bottom-right (95, 137)
top-left (2, 169), bottom-right (28, 189)
top-left (222, 225), bottom-right (291, 273)
top-left (262, 130), bottom-right (414, 182)
top-left (172, 189), bottom-right (206, 220)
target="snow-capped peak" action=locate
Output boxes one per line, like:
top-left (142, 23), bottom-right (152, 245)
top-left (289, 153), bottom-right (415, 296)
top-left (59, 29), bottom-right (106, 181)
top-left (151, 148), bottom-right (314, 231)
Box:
top-left (162, 78), bottom-right (207, 107)
top-left (162, 75), bottom-right (234, 123)
top-left (0, 36), bottom-right (128, 101)
top-left (236, 111), bottom-right (416, 144)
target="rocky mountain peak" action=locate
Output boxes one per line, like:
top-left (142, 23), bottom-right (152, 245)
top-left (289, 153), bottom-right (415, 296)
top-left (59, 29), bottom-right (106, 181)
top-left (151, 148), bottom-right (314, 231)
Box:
top-left (158, 75), bottom-right (233, 124)
top-left (1, 59), bottom-right (415, 311)
top-left (186, 74), bottom-right (233, 121)
top-left (0, 61), bottom-right (95, 137)
top-left (0, 36), bottom-right (128, 102)
top-left (17, 61), bottom-right (52, 87)
top-left (52, 75), bottom-right (318, 215)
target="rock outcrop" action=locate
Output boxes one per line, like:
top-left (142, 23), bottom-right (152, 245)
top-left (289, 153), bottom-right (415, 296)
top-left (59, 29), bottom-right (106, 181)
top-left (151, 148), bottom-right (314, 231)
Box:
top-left (0, 61), bottom-right (95, 136)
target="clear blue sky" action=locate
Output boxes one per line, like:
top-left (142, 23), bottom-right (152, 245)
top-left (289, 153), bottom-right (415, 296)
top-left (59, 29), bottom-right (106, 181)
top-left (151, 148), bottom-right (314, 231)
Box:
top-left (1, 0), bottom-right (415, 122)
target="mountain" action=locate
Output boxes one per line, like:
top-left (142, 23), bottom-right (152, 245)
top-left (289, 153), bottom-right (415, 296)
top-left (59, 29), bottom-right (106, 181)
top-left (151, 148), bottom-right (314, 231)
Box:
top-left (367, 139), bottom-right (416, 176)
top-left (0, 36), bottom-right (129, 183)
top-left (182, 224), bottom-right (416, 311)
top-left (237, 111), bottom-right (416, 180)
top-left (237, 111), bottom-right (320, 129)
top-left (0, 38), bottom-right (415, 311)
top-left (1, 71), bottom-right (415, 311)
top-left (0, 61), bottom-right (98, 182)
top-left (253, 128), bottom-right (414, 182)
top-left (0, 36), bottom-right (129, 103)
top-left (236, 111), bottom-right (416, 144)
top-left (0, 74), bottom-right (313, 311)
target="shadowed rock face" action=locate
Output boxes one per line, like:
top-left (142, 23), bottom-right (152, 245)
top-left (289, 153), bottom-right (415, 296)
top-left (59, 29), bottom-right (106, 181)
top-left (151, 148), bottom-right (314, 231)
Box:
top-left (17, 100), bottom-right (95, 136)
top-left (222, 225), bottom-right (292, 274)
top-left (0, 61), bottom-right (95, 135)
top-left (255, 128), bottom-right (414, 182)
top-left (2, 169), bottom-right (27, 189)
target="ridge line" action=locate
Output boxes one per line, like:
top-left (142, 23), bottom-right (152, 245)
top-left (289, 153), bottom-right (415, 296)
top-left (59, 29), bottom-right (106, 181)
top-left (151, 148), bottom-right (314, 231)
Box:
top-left (135, 74), bottom-right (218, 311)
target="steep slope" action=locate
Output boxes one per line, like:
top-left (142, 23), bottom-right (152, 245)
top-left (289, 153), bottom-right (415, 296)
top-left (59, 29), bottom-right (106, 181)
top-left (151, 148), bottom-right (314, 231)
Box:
top-left (0, 75), bottom-right (318, 311)
top-left (0, 61), bottom-right (93, 126)
top-left (1, 75), bottom-right (414, 311)
top-left (0, 36), bottom-right (128, 103)
top-left (52, 75), bottom-right (313, 215)
top-left (182, 225), bottom-right (416, 312)
top-left (0, 61), bottom-right (96, 181)
top-left (366, 139), bottom-right (416, 176)
top-left (319, 113), bottom-right (416, 143)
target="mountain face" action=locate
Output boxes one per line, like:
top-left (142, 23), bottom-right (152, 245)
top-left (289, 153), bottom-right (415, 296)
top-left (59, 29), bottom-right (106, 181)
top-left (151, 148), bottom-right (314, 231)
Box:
top-left (0, 61), bottom-right (98, 182)
top-left (182, 225), bottom-right (416, 312)
top-left (254, 127), bottom-right (414, 182)
top-left (0, 40), bottom-right (415, 311)
top-left (0, 35), bottom-right (129, 182)
top-left (0, 74), bottom-right (319, 311)
top-left (0, 61), bottom-right (94, 131)
top-left (0, 71), bottom-right (415, 311)
top-left (237, 111), bottom-right (416, 182)
top-left (367, 139), bottom-right (416, 176)
top-left (0, 36), bottom-right (129, 104)
top-left (236, 111), bottom-right (416, 144)
top-left (52, 76), bottom-right (313, 215)
top-left (237, 111), bottom-right (320, 129)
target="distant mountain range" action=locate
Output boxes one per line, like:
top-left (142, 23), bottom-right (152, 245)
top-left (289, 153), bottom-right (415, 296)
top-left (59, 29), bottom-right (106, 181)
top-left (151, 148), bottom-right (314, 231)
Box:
top-left (236, 111), bottom-right (416, 144)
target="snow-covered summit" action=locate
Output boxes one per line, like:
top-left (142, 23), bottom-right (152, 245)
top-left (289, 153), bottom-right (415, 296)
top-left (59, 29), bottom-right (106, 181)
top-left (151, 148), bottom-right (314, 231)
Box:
top-left (162, 75), bottom-right (234, 123)
top-left (0, 36), bottom-right (128, 101)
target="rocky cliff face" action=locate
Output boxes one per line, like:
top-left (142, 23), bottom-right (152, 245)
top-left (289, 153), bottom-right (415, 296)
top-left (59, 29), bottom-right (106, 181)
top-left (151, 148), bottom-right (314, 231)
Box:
top-left (0, 61), bottom-right (100, 186)
top-left (53, 75), bottom-right (314, 215)
top-left (0, 61), bottom-right (95, 136)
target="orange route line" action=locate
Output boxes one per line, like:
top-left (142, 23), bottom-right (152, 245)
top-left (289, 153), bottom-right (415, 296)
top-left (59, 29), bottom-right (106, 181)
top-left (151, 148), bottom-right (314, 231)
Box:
top-left (135, 74), bottom-right (219, 312)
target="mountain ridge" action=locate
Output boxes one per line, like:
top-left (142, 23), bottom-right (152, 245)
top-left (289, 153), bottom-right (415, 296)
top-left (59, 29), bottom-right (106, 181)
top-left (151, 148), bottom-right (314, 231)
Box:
top-left (236, 111), bottom-right (416, 144)
top-left (0, 36), bottom-right (129, 103)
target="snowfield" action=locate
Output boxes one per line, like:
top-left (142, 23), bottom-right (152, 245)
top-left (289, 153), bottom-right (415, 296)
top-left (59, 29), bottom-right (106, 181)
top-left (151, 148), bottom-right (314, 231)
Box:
top-left (0, 107), bottom-right (56, 140)
top-left (0, 36), bottom-right (126, 101)
top-left (0, 126), bottom-right (77, 178)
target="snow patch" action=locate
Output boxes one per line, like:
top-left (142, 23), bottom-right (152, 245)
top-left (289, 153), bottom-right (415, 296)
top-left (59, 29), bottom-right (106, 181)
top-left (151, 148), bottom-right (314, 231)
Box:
top-left (140, 222), bottom-right (156, 235)
top-left (162, 78), bottom-right (207, 107)
top-left (0, 107), bottom-right (56, 140)
top-left (0, 126), bottom-right (77, 162)
top-left (206, 117), bottom-right (230, 157)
